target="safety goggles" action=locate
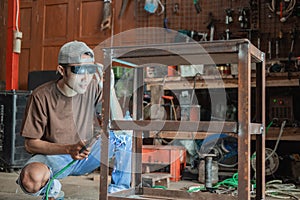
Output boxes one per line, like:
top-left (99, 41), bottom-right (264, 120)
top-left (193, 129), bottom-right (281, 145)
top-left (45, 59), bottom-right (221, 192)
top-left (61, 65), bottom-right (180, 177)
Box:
top-left (69, 64), bottom-right (98, 74)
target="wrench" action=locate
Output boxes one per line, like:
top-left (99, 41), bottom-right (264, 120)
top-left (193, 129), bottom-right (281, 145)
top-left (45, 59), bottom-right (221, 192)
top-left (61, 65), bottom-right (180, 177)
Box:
top-left (101, 0), bottom-right (112, 31)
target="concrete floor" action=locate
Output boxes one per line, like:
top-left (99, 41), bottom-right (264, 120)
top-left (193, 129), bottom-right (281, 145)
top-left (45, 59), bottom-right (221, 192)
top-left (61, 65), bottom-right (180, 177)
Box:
top-left (0, 171), bottom-right (205, 200)
top-left (1, 171), bottom-right (299, 200)
top-left (0, 171), bottom-right (99, 200)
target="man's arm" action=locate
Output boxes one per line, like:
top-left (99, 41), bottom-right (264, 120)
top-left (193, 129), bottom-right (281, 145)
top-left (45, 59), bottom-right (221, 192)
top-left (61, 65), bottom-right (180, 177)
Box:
top-left (110, 87), bottom-right (123, 120)
top-left (94, 64), bottom-right (124, 120)
top-left (24, 138), bottom-right (90, 160)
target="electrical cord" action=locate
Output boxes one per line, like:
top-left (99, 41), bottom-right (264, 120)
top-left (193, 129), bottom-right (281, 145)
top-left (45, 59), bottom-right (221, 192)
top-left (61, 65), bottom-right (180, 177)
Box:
top-left (45, 160), bottom-right (76, 199)
top-left (188, 173), bottom-right (300, 198)
top-left (266, 120), bottom-right (286, 160)
top-left (187, 172), bottom-right (240, 193)
top-left (214, 172), bottom-right (239, 189)
top-left (265, 180), bottom-right (300, 199)
top-left (188, 121), bottom-right (297, 197)
top-left (44, 134), bottom-right (100, 199)
top-left (251, 120), bottom-right (284, 172)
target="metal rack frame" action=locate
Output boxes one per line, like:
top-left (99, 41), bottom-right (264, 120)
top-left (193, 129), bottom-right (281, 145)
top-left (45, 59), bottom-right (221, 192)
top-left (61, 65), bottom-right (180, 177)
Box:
top-left (100, 39), bottom-right (265, 200)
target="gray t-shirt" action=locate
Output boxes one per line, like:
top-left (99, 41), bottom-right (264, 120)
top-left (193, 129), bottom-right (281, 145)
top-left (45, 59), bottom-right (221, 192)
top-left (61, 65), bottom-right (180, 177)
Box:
top-left (21, 79), bottom-right (102, 144)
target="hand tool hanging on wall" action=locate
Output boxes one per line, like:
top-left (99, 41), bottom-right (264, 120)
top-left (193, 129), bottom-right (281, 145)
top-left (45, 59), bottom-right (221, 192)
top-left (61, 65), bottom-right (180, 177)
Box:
top-left (193, 0), bottom-right (201, 13)
top-left (207, 12), bottom-right (215, 41)
top-left (225, 8), bottom-right (233, 25)
top-left (286, 27), bottom-right (297, 73)
top-left (163, 0), bottom-right (169, 31)
top-left (275, 38), bottom-right (279, 59)
top-left (119, 0), bottom-right (129, 18)
top-left (238, 8), bottom-right (249, 29)
top-left (268, 35), bottom-right (272, 60)
top-left (275, 29), bottom-right (283, 59)
top-left (225, 8), bottom-right (233, 40)
top-left (289, 27), bottom-right (296, 54)
top-left (144, 0), bottom-right (164, 15)
top-left (267, 0), bottom-right (297, 22)
top-left (173, 1), bottom-right (179, 14)
top-left (249, 0), bottom-right (259, 29)
top-left (101, 0), bottom-right (112, 31)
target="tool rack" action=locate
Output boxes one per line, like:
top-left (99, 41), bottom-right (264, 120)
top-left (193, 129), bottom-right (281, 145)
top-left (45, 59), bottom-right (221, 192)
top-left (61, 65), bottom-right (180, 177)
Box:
top-left (100, 39), bottom-right (266, 200)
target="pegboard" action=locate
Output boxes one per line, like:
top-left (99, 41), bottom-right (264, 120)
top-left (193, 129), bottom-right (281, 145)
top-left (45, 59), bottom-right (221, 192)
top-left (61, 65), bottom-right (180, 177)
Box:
top-left (135, 0), bottom-right (300, 60)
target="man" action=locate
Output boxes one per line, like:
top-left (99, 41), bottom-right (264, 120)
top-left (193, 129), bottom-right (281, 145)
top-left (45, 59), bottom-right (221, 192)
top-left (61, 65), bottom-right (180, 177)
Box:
top-left (16, 41), bottom-right (132, 199)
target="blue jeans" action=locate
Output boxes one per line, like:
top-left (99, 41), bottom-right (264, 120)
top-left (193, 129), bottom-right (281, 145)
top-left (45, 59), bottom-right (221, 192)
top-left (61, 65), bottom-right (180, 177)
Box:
top-left (17, 131), bottom-right (132, 198)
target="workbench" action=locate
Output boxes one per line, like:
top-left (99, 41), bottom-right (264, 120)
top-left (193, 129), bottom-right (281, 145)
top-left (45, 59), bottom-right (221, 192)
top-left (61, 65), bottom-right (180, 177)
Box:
top-left (99, 39), bottom-right (266, 200)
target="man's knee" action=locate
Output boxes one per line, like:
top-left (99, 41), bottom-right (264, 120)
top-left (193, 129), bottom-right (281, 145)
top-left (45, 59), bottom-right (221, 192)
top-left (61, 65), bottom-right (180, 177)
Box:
top-left (18, 162), bottom-right (50, 194)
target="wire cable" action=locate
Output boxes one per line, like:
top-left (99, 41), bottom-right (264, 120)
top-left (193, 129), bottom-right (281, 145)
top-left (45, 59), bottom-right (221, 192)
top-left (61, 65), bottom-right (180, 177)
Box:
top-left (265, 180), bottom-right (300, 199)
top-left (266, 120), bottom-right (286, 160)
top-left (45, 160), bottom-right (77, 199)
top-left (16, 0), bottom-right (19, 32)
top-left (44, 134), bottom-right (100, 199)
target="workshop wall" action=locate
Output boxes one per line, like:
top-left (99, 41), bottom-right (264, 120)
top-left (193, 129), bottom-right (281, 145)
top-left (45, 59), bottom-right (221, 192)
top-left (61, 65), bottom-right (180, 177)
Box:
top-left (0, 0), bottom-right (136, 90)
top-left (135, 0), bottom-right (300, 60)
top-left (0, 0), bottom-right (299, 89)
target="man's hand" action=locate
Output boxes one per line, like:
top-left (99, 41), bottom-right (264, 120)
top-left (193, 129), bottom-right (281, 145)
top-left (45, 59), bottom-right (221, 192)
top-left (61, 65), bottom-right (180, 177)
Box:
top-left (24, 138), bottom-right (91, 160)
top-left (68, 140), bottom-right (91, 160)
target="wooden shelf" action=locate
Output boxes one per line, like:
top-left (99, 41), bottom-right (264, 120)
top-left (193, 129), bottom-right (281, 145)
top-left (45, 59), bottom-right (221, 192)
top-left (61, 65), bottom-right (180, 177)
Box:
top-left (102, 39), bottom-right (266, 200)
top-left (145, 72), bottom-right (300, 90)
top-left (147, 127), bottom-right (300, 141)
top-left (263, 127), bottom-right (300, 141)
top-left (148, 131), bottom-right (237, 140)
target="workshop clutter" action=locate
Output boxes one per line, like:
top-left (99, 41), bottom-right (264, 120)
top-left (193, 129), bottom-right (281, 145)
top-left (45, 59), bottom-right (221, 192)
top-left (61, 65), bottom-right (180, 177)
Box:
top-left (0, 90), bottom-right (32, 172)
top-left (145, 64), bottom-right (241, 79)
top-left (145, 65), bottom-right (168, 78)
top-left (142, 145), bottom-right (186, 181)
top-left (179, 91), bottom-right (201, 121)
top-left (198, 155), bottom-right (219, 188)
top-left (179, 64), bottom-right (204, 77)
top-left (135, 0), bottom-right (299, 61)
top-left (180, 105), bottom-right (201, 121)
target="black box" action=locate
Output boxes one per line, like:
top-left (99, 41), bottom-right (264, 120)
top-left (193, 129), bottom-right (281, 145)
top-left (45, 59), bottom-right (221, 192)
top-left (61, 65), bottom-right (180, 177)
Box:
top-left (0, 90), bottom-right (31, 171)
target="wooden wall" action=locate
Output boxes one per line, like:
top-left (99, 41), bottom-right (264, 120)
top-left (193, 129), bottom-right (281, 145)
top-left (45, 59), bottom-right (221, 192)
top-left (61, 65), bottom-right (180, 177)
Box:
top-left (0, 0), bottom-right (136, 90)
top-left (0, 0), bottom-right (299, 89)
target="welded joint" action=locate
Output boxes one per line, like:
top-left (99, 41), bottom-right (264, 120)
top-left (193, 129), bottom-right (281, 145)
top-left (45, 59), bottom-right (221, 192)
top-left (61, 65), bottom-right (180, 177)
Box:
top-left (249, 123), bottom-right (264, 135)
top-left (260, 125), bottom-right (264, 135)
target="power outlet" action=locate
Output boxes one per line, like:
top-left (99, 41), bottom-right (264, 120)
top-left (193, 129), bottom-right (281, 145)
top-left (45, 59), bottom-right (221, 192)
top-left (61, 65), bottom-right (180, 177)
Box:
top-left (13, 30), bottom-right (22, 53)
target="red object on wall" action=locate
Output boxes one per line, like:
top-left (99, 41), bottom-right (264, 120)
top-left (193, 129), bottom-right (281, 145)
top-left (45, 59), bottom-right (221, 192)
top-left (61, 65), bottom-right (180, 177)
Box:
top-left (142, 145), bottom-right (186, 182)
top-left (6, 0), bottom-right (20, 90)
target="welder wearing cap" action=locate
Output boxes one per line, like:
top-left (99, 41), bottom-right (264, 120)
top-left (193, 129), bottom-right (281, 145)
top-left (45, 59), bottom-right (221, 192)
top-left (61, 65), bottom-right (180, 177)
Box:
top-left (16, 41), bottom-right (132, 199)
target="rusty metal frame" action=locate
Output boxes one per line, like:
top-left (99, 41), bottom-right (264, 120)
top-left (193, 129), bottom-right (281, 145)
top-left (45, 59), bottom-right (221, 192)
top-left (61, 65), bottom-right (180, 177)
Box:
top-left (100, 39), bottom-right (265, 200)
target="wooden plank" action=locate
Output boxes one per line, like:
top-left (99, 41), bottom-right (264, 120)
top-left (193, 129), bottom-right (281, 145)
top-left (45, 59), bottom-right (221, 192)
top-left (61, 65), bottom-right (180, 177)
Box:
top-left (150, 127), bottom-right (300, 141)
top-left (253, 127), bottom-right (300, 141)
top-left (108, 187), bottom-right (238, 200)
top-left (148, 131), bottom-right (237, 139)
top-left (110, 120), bottom-right (237, 133)
top-left (145, 74), bottom-right (299, 90)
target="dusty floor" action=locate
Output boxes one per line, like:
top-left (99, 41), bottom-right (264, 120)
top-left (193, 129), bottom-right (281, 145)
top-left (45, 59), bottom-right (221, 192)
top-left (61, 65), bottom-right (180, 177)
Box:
top-left (0, 171), bottom-right (299, 200)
